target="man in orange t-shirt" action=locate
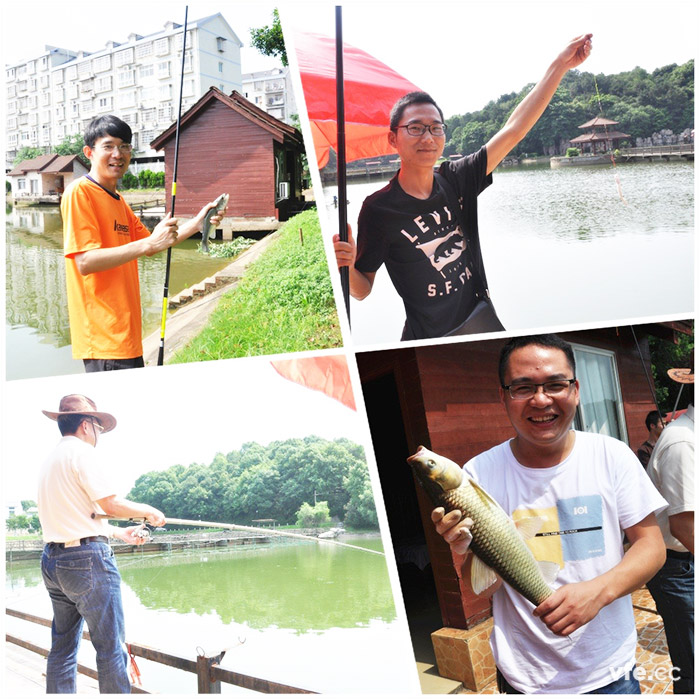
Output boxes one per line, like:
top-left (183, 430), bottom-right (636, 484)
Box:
top-left (62, 115), bottom-right (226, 372)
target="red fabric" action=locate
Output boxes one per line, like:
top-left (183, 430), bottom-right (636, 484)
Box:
top-left (295, 32), bottom-right (422, 167)
top-left (271, 356), bottom-right (356, 411)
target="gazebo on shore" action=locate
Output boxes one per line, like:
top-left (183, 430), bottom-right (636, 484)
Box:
top-left (569, 116), bottom-right (630, 154)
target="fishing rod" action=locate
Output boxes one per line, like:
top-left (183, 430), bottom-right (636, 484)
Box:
top-left (92, 513), bottom-right (385, 556)
top-left (630, 326), bottom-right (666, 423)
top-left (593, 75), bottom-right (627, 205)
top-left (157, 5), bottom-right (189, 366)
top-left (335, 5), bottom-right (351, 327)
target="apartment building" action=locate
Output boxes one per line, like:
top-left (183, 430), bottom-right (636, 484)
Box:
top-left (242, 67), bottom-right (297, 124)
top-left (5, 13), bottom-right (243, 168)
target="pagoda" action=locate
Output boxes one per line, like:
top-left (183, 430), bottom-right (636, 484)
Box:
top-left (568, 117), bottom-right (630, 154)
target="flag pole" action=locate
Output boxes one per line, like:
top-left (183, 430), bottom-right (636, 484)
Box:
top-left (335, 5), bottom-right (350, 326)
top-left (157, 5), bottom-right (189, 366)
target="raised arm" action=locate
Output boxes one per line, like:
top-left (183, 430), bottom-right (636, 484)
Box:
top-left (485, 33), bottom-right (593, 175)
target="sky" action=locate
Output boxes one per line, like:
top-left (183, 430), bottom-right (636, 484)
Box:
top-left (1, 1), bottom-right (283, 73)
top-left (283, 0), bottom-right (698, 118)
top-left (2, 353), bottom-right (369, 504)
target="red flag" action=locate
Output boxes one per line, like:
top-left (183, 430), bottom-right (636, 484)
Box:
top-left (295, 31), bottom-right (422, 168)
top-left (271, 356), bottom-right (356, 411)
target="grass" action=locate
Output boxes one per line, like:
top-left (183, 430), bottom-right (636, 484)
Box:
top-left (169, 208), bottom-right (342, 362)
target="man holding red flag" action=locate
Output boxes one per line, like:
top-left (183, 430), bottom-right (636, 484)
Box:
top-left (334, 34), bottom-right (592, 340)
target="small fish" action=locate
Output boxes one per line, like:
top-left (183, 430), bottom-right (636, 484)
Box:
top-left (407, 446), bottom-right (559, 606)
top-left (200, 193), bottom-right (229, 253)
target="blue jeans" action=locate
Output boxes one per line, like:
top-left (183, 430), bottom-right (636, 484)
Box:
top-left (496, 668), bottom-right (641, 694)
top-left (646, 553), bottom-right (694, 694)
top-left (41, 541), bottom-right (130, 693)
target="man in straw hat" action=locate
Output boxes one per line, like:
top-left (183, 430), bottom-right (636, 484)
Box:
top-left (38, 394), bottom-right (165, 693)
top-left (646, 363), bottom-right (694, 694)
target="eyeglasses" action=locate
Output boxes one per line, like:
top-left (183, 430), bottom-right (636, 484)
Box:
top-left (502, 379), bottom-right (577, 400)
top-left (396, 123), bottom-right (446, 137)
top-left (96, 143), bottom-right (133, 154)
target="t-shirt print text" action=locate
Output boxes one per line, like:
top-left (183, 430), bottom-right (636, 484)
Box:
top-left (399, 205), bottom-right (473, 297)
top-left (114, 220), bottom-right (131, 240)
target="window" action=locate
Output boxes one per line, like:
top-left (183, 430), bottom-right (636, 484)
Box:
top-left (216, 37), bottom-right (226, 52)
top-left (572, 344), bottom-right (627, 442)
top-left (218, 62), bottom-right (223, 73)
top-left (158, 84), bottom-right (171, 100)
top-left (139, 64), bottom-right (154, 79)
top-left (66, 65), bottom-right (78, 81)
top-left (92, 55), bottom-right (111, 73)
top-left (136, 42), bottom-right (153, 59)
top-left (95, 76), bottom-right (112, 92)
top-left (78, 60), bottom-right (91, 77)
top-left (115, 48), bottom-right (133, 67)
top-left (154, 37), bottom-right (169, 55)
top-left (117, 70), bottom-right (135, 88)
top-left (157, 61), bottom-right (170, 78)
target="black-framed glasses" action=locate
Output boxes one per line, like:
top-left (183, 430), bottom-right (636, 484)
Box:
top-left (502, 379), bottom-right (577, 400)
top-left (396, 123), bottom-right (446, 137)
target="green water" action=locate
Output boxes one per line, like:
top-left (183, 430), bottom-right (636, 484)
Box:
top-left (5, 536), bottom-right (414, 694)
top-left (5, 206), bottom-right (234, 380)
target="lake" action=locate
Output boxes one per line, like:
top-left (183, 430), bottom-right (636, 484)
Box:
top-left (323, 160), bottom-right (694, 345)
top-left (5, 535), bottom-right (418, 694)
top-left (5, 206), bottom-right (234, 380)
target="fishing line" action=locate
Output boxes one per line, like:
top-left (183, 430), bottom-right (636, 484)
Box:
top-left (157, 5), bottom-right (189, 366)
top-left (593, 75), bottom-right (628, 205)
top-left (630, 326), bottom-right (666, 423)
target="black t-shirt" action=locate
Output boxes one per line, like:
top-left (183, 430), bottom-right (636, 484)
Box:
top-left (355, 146), bottom-right (492, 340)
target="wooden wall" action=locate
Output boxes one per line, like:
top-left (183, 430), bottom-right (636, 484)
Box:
top-left (161, 100), bottom-right (279, 218)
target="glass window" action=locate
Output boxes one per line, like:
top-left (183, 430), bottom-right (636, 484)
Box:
top-left (572, 344), bottom-right (628, 442)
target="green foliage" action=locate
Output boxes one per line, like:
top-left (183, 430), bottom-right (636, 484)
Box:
top-left (649, 329), bottom-right (694, 414)
top-left (121, 171), bottom-right (139, 189)
top-left (137, 169), bottom-right (165, 189)
top-left (445, 60), bottom-right (694, 157)
top-left (127, 436), bottom-right (377, 530)
top-left (296, 500), bottom-right (331, 528)
top-left (202, 237), bottom-right (256, 258)
top-left (169, 209), bottom-right (341, 362)
top-left (6, 514), bottom-right (32, 531)
top-left (55, 133), bottom-right (89, 166)
top-left (249, 8), bottom-right (287, 67)
top-left (566, 147), bottom-right (580, 157)
top-left (13, 147), bottom-right (44, 165)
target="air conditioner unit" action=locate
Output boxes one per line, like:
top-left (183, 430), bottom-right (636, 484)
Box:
top-left (278, 181), bottom-right (290, 200)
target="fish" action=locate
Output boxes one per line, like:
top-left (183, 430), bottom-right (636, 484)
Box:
top-left (407, 446), bottom-right (559, 606)
top-left (200, 193), bottom-right (229, 253)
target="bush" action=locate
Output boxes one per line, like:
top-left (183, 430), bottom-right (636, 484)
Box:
top-left (566, 147), bottom-right (580, 158)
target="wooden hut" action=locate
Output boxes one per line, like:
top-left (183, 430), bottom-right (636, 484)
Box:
top-left (150, 88), bottom-right (305, 233)
top-left (355, 321), bottom-right (692, 690)
top-left (569, 116), bottom-right (630, 154)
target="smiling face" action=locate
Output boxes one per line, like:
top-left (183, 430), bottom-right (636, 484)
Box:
top-left (388, 102), bottom-right (445, 170)
top-left (500, 344), bottom-right (580, 467)
top-left (83, 135), bottom-right (132, 191)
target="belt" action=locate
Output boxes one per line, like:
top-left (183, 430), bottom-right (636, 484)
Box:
top-left (666, 549), bottom-right (693, 561)
top-left (49, 536), bottom-right (110, 548)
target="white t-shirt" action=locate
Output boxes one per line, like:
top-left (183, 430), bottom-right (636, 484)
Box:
top-left (38, 435), bottom-right (116, 543)
top-left (646, 405), bottom-right (694, 551)
top-left (463, 431), bottom-right (667, 694)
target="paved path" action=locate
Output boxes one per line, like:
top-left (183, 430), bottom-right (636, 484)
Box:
top-left (142, 230), bottom-right (281, 366)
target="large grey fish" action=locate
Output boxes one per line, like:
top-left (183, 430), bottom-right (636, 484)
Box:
top-left (200, 193), bottom-right (229, 253)
top-left (408, 446), bottom-right (559, 606)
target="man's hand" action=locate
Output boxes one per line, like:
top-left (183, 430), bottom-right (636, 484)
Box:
top-left (145, 508), bottom-right (166, 527)
top-left (193, 199), bottom-right (228, 231)
top-left (556, 34), bottom-right (593, 71)
top-left (333, 224), bottom-right (356, 269)
top-left (431, 507), bottom-right (474, 555)
top-left (533, 579), bottom-right (605, 636)
top-left (145, 212), bottom-right (179, 255)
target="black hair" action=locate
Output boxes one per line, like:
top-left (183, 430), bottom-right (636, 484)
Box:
top-left (644, 411), bottom-right (662, 430)
top-left (389, 91), bottom-right (445, 131)
top-left (498, 334), bottom-right (576, 386)
top-left (57, 414), bottom-right (91, 436)
top-left (84, 115), bottom-right (132, 148)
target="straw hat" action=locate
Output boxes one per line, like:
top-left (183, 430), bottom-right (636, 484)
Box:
top-left (42, 394), bottom-right (117, 433)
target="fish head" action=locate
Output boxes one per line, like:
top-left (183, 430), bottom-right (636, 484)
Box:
top-left (407, 446), bottom-right (464, 492)
top-left (216, 193), bottom-right (230, 212)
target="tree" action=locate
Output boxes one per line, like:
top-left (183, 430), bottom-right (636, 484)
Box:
top-left (13, 147), bottom-right (44, 165)
top-left (55, 133), bottom-right (89, 166)
top-left (649, 330), bottom-right (694, 414)
top-left (249, 9), bottom-right (287, 66)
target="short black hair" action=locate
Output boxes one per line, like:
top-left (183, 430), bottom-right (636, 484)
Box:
top-left (498, 334), bottom-right (576, 386)
top-left (645, 411), bottom-right (662, 430)
top-left (84, 115), bottom-right (132, 148)
top-left (57, 414), bottom-right (90, 436)
top-left (389, 91), bottom-right (445, 131)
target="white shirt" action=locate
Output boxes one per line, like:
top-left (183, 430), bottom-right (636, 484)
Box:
top-left (464, 431), bottom-right (667, 694)
top-left (647, 404), bottom-right (694, 551)
top-left (38, 436), bottom-right (116, 543)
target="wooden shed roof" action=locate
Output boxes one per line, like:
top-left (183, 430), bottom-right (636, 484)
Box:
top-left (570, 130), bottom-right (630, 143)
top-left (578, 116), bottom-right (621, 129)
top-left (150, 88), bottom-right (303, 151)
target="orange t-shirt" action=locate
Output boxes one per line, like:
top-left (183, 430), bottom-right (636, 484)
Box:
top-left (61, 176), bottom-right (151, 359)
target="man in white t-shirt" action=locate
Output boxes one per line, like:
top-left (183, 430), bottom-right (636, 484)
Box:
top-left (38, 394), bottom-right (166, 693)
top-left (432, 335), bottom-right (667, 693)
top-left (646, 366), bottom-right (694, 694)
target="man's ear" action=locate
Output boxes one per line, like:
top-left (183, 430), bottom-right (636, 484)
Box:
top-left (82, 144), bottom-right (93, 161)
top-left (388, 130), bottom-right (397, 149)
